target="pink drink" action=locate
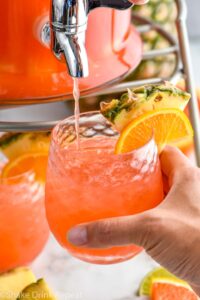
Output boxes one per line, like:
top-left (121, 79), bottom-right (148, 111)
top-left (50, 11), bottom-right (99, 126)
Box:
top-left (0, 172), bottom-right (49, 272)
top-left (73, 78), bottom-right (80, 150)
top-left (45, 112), bottom-right (164, 264)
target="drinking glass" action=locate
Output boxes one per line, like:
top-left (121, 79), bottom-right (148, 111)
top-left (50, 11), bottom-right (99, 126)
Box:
top-left (0, 169), bottom-right (49, 272)
top-left (45, 112), bottom-right (164, 264)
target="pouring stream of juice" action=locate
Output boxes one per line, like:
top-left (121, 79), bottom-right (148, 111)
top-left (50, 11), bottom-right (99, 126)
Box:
top-left (73, 78), bottom-right (81, 150)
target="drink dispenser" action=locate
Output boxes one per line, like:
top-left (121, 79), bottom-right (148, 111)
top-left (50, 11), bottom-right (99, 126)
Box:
top-left (0, 0), bottom-right (142, 105)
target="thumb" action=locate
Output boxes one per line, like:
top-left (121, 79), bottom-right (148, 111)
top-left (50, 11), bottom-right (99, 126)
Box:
top-left (67, 210), bottom-right (159, 249)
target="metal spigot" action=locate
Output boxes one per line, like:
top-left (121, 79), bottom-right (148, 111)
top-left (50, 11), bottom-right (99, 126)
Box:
top-left (50, 0), bottom-right (133, 78)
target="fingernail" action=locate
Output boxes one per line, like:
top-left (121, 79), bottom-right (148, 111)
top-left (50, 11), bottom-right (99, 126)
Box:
top-left (67, 226), bottom-right (88, 246)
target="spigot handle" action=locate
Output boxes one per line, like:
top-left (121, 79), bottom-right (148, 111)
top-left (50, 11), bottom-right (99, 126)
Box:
top-left (89, 0), bottom-right (133, 11)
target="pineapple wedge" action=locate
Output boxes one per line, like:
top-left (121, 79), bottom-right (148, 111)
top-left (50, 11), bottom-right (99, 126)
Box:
top-left (0, 132), bottom-right (51, 160)
top-left (17, 279), bottom-right (57, 300)
top-left (100, 83), bottom-right (190, 131)
top-left (0, 267), bottom-right (36, 300)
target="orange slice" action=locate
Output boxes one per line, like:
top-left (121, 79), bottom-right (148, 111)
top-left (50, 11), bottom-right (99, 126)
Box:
top-left (115, 108), bottom-right (193, 154)
top-left (151, 281), bottom-right (198, 300)
top-left (1, 152), bottom-right (48, 183)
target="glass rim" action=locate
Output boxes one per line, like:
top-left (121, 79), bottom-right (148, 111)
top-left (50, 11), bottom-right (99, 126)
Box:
top-left (52, 110), bottom-right (103, 132)
top-left (51, 110), bottom-right (157, 157)
top-left (0, 169), bottom-right (36, 186)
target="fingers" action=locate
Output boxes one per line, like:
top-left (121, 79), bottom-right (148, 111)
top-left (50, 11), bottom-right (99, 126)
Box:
top-left (160, 146), bottom-right (193, 183)
top-left (67, 210), bottom-right (159, 249)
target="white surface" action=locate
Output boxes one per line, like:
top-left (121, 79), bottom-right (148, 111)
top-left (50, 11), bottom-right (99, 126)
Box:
top-left (31, 236), bottom-right (157, 300)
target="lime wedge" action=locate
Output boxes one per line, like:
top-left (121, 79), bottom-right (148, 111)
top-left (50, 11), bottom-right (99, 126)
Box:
top-left (139, 267), bottom-right (186, 296)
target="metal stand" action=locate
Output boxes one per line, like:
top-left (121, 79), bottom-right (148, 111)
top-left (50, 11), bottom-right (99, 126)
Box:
top-left (0, 0), bottom-right (200, 165)
top-left (176, 0), bottom-right (200, 166)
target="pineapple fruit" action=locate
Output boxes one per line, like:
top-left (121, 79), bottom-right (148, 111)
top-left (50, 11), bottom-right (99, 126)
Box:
top-left (0, 268), bottom-right (57, 300)
top-left (0, 268), bottom-right (36, 300)
top-left (17, 279), bottom-right (57, 300)
top-left (0, 132), bottom-right (51, 160)
top-left (100, 83), bottom-right (190, 131)
top-left (133, 0), bottom-right (177, 27)
top-left (129, 0), bottom-right (177, 80)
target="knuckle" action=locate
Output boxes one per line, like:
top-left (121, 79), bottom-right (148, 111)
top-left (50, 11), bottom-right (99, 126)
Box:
top-left (137, 211), bottom-right (164, 248)
top-left (92, 221), bottom-right (113, 244)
